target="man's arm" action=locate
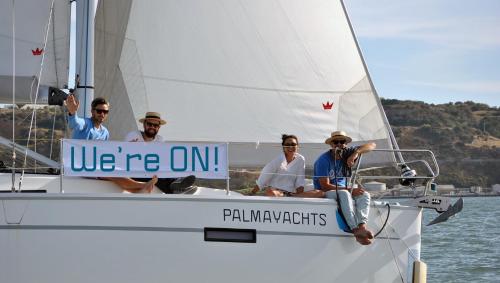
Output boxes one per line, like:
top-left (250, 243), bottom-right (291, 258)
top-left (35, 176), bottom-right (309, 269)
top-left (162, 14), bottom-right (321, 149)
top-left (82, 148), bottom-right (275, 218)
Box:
top-left (124, 131), bottom-right (140, 142)
top-left (318, 177), bottom-right (347, 192)
top-left (65, 95), bottom-right (86, 131)
top-left (314, 156), bottom-right (346, 192)
top-left (346, 142), bottom-right (376, 167)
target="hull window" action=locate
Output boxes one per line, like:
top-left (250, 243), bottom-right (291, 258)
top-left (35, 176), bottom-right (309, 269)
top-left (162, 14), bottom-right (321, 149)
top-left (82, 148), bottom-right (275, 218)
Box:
top-left (204, 227), bottom-right (256, 243)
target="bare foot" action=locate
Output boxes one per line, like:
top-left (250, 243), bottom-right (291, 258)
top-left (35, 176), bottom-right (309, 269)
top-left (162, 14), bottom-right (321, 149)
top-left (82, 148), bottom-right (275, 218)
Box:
top-left (355, 235), bottom-right (372, 245)
top-left (354, 224), bottom-right (374, 239)
top-left (353, 225), bottom-right (373, 245)
top-left (143, 175), bottom-right (158, 193)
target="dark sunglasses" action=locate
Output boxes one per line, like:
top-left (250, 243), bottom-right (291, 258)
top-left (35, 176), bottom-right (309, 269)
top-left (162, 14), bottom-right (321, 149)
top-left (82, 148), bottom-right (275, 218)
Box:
top-left (93, 108), bottom-right (109, 114)
top-left (332, 140), bottom-right (346, 145)
top-left (146, 121), bottom-right (160, 128)
top-left (283, 143), bottom-right (298, 147)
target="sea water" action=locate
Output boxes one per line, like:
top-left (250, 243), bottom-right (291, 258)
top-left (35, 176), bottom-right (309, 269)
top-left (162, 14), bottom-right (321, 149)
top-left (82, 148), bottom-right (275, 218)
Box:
top-left (421, 197), bottom-right (500, 282)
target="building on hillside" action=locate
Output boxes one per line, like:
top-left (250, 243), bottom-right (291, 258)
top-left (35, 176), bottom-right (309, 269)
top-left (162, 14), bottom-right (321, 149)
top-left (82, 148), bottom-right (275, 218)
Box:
top-left (0, 104), bottom-right (19, 109)
top-left (493, 184), bottom-right (500, 195)
top-left (437, 184), bottom-right (455, 196)
top-left (390, 184), bottom-right (425, 197)
top-left (20, 104), bottom-right (47, 110)
top-left (455, 187), bottom-right (472, 196)
top-left (364, 181), bottom-right (386, 192)
top-left (470, 186), bottom-right (482, 193)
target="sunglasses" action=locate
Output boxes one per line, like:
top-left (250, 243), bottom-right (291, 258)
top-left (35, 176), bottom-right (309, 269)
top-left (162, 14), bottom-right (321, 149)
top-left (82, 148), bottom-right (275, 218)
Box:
top-left (93, 108), bottom-right (109, 114)
top-left (146, 121), bottom-right (160, 128)
top-left (332, 140), bottom-right (346, 145)
top-left (283, 143), bottom-right (298, 147)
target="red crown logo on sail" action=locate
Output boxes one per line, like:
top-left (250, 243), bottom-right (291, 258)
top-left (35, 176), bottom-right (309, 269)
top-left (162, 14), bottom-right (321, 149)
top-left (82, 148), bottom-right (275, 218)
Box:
top-left (322, 101), bottom-right (334, 110)
top-left (32, 48), bottom-right (43, 56)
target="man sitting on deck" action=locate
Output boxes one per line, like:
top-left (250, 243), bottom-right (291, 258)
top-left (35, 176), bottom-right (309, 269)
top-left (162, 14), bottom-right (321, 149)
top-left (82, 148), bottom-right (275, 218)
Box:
top-left (124, 112), bottom-right (196, 194)
top-left (313, 131), bottom-right (376, 245)
top-left (65, 95), bottom-right (157, 193)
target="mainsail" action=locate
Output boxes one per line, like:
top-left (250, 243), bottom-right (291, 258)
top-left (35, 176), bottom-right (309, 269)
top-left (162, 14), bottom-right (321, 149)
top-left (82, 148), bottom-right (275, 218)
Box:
top-left (96, 0), bottom-right (395, 167)
top-left (0, 0), bottom-right (70, 104)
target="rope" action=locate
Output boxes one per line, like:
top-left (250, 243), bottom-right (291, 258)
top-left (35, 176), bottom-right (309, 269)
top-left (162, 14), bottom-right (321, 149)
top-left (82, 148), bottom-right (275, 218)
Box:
top-left (373, 203), bottom-right (390, 238)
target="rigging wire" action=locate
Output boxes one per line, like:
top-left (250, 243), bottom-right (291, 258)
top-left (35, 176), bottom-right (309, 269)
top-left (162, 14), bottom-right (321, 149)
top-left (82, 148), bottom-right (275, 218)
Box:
top-left (18, 0), bottom-right (56, 190)
top-left (376, 206), bottom-right (406, 283)
top-left (11, 0), bottom-right (16, 192)
top-left (49, 107), bottom-right (58, 160)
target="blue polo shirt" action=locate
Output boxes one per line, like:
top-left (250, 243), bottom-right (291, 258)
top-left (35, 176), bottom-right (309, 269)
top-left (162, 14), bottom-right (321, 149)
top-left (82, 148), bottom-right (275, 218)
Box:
top-left (68, 114), bottom-right (109, 140)
top-left (313, 147), bottom-right (358, 189)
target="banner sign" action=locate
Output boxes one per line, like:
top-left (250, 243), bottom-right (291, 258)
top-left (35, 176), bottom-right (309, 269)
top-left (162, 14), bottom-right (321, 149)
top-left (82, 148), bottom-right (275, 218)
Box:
top-left (62, 139), bottom-right (228, 179)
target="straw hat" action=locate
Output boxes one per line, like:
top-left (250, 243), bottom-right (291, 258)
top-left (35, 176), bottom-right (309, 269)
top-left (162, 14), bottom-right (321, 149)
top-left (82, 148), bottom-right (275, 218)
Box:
top-left (138, 112), bottom-right (167, 125)
top-left (324, 131), bottom-right (352, 144)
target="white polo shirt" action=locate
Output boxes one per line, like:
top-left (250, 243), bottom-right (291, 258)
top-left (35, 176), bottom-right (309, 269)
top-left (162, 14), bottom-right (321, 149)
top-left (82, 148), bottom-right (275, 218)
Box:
top-left (256, 153), bottom-right (305, 193)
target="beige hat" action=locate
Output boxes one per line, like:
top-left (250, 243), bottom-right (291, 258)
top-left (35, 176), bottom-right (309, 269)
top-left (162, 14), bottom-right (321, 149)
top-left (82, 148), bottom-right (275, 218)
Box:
top-left (325, 130), bottom-right (352, 144)
top-left (139, 112), bottom-right (167, 125)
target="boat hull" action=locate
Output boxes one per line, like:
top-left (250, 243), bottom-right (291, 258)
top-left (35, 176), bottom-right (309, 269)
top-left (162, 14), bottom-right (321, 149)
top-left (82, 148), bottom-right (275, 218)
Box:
top-left (0, 187), bottom-right (421, 283)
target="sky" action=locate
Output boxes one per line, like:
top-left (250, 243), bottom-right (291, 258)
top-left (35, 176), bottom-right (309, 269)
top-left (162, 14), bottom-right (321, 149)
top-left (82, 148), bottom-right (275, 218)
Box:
top-left (68, 0), bottom-right (500, 108)
top-left (344, 0), bottom-right (500, 107)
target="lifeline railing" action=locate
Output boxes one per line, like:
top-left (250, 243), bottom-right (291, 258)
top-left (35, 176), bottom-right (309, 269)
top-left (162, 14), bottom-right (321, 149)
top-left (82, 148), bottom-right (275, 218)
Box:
top-left (350, 148), bottom-right (440, 196)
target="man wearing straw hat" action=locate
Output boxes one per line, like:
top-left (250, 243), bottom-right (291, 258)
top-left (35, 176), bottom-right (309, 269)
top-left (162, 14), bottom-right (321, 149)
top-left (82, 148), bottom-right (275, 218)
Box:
top-left (125, 112), bottom-right (196, 193)
top-left (313, 131), bottom-right (376, 245)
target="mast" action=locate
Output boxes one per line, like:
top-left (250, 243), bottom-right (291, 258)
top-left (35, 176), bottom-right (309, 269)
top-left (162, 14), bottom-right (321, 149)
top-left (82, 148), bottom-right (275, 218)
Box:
top-left (75, 0), bottom-right (95, 118)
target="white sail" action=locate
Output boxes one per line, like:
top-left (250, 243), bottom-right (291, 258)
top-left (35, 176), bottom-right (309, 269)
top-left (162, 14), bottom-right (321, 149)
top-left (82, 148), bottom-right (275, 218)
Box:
top-left (96, 0), bottom-right (395, 167)
top-left (0, 0), bottom-right (70, 104)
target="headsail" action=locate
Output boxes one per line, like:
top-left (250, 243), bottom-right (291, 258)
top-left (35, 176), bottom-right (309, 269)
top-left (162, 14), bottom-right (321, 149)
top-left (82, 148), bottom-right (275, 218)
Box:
top-left (96, 0), bottom-right (395, 167)
top-left (0, 0), bottom-right (70, 104)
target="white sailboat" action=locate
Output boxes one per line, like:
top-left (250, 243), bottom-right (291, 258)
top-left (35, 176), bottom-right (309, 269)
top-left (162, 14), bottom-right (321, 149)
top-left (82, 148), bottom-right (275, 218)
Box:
top-left (0, 1), bottom-right (461, 282)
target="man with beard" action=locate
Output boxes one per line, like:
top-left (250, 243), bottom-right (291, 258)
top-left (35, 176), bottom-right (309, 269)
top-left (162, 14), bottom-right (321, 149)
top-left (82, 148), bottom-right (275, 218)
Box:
top-left (125, 112), bottom-right (196, 193)
top-left (313, 131), bottom-right (376, 245)
top-left (67, 95), bottom-right (110, 140)
top-left (65, 95), bottom-right (158, 193)
top-left (125, 112), bottom-right (166, 142)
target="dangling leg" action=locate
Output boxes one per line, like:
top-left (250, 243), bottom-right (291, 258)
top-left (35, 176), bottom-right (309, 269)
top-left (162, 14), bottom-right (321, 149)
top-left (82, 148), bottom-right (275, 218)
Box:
top-left (106, 176), bottom-right (158, 193)
top-left (325, 190), bottom-right (357, 230)
top-left (352, 190), bottom-right (373, 244)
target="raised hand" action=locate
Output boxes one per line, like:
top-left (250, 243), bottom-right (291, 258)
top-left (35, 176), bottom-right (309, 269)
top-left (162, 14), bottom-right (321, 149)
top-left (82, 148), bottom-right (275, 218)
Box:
top-left (64, 94), bottom-right (80, 115)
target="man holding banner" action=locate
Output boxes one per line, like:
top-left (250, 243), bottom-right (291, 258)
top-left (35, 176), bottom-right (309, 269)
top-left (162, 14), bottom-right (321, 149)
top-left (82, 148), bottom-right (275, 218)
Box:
top-left (125, 112), bottom-right (196, 194)
top-left (65, 95), bottom-right (158, 193)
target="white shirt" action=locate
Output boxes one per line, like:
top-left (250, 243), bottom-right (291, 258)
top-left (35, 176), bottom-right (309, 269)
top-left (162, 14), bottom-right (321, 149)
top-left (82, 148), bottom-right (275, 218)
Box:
top-left (124, 130), bottom-right (164, 142)
top-left (256, 153), bottom-right (305, 193)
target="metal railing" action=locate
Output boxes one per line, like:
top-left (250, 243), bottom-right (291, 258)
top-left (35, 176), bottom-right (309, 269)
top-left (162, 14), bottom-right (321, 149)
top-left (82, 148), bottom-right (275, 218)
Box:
top-left (350, 148), bottom-right (440, 195)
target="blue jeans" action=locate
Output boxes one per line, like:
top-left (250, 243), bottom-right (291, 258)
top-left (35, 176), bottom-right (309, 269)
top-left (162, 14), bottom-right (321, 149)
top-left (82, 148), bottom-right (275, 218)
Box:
top-left (325, 190), bottom-right (371, 230)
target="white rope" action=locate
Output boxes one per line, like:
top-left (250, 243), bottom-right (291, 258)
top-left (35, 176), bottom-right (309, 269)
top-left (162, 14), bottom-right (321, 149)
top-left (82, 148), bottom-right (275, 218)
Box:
top-left (18, 0), bottom-right (56, 190)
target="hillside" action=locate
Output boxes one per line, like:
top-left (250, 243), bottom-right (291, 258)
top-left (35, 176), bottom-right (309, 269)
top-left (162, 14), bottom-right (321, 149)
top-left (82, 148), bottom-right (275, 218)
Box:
top-left (382, 99), bottom-right (500, 187)
top-left (1, 100), bottom-right (499, 188)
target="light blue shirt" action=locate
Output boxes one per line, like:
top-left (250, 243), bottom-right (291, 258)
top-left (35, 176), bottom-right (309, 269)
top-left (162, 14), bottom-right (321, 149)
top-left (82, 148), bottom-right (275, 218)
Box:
top-left (68, 114), bottom-right (109, 140)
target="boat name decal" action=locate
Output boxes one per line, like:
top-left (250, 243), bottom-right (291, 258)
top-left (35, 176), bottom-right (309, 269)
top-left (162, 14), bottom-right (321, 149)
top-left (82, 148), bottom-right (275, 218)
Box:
top-left (223, 209), bottom-right (326, 226)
